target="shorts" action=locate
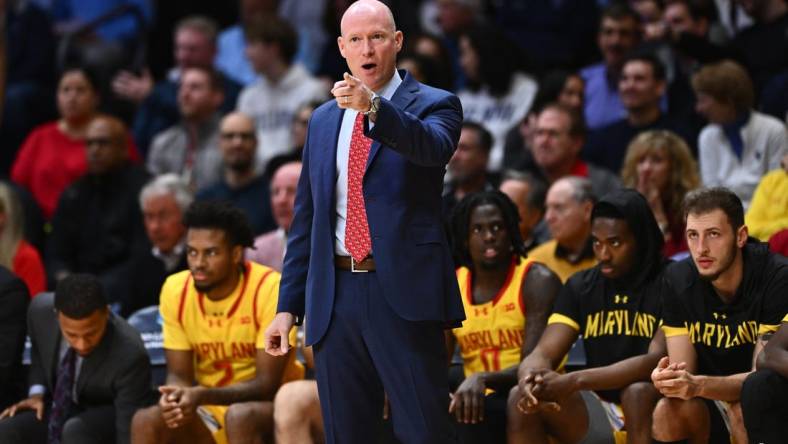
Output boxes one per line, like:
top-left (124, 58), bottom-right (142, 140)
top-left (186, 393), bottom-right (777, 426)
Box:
top-left (581, 391), bottom-right (626, 444)
top-left (196, 405), bottom-right (228, 444)
top-left (704, 399), bottom-right (733, 444)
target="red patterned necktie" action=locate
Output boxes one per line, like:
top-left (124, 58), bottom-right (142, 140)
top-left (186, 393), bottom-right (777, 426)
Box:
top-left (344, 113), bottom-right (372, 262)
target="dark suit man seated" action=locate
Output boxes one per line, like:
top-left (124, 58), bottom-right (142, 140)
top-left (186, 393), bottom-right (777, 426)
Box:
top-left (0, 274), bottom-right (153, 444)
top-left (0, 267), bottom-right (30, 411)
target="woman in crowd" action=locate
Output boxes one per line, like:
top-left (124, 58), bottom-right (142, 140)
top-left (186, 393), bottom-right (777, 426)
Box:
top-left (0, 183), bottom-right (45, 296)
top-left (457, 24), bottom-right (539, 172)
top-left (621, 129), bottom-right (700, 257)
top-left (11, 66), bottom-right (102, 220)
top-left (691, 59), bottom-right (787, 209)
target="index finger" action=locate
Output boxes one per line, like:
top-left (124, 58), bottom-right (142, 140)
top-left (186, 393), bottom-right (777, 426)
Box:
top-left (343, 72), bottom-right (359, 86)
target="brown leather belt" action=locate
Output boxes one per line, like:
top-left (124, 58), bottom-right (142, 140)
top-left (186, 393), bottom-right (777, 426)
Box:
top-left (335, 256), bottom-right (376, 272)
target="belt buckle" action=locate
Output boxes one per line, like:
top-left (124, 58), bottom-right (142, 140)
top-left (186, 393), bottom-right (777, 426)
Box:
top-left (351, 257), bottom-right (368, 273)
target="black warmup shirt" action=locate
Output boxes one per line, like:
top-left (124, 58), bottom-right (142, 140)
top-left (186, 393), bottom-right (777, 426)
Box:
top-left (662, 241), bottom-right (788, 376)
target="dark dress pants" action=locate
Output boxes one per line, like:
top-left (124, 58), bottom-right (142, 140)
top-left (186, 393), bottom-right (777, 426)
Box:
top-left (0, 405), bottom-right (115, 444)
top-left (313, 269), bottom-right (456, 444)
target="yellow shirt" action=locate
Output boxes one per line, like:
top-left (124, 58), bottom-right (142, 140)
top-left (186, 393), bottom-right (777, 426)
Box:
top-left (745, 168), bottom-right (788, 241)
top-left (527, 239), bottom-right (596, 283)
top-left (452, 257), bottom-right (534, 377)
top-left (160, 261), bottom-right (302, 388)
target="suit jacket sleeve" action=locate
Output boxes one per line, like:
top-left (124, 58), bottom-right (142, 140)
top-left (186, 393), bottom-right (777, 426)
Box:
top-left (113, 340), bottom-right (154, 444)
top-left (26, 293), bottom-right (49, 390)
top-left (367, 92), bottom-right (463, 167)
top-left (277, 122), bottom-right (315, 321)
top-left (0, 272), bottom-right (29, 407)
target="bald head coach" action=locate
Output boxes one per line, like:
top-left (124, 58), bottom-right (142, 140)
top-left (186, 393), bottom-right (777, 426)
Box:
top-left (264, 1), bottom-right (465, 442)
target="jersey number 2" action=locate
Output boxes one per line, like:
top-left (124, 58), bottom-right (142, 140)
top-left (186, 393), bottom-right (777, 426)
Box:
top-left (214, 361), bottom-right (234, 387)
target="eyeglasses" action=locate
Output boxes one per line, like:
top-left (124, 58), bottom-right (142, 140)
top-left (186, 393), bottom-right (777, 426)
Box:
top-left (220, 132), bottom-right (255, 142)
top-left (85, 137), bottom-right (116, 148)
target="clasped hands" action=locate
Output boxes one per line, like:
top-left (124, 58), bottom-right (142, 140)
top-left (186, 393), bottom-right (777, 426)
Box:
top-left (331, 72), bottom-right (374, 114)
top-left (158, 385), bottom-right (203, 429)
top-left (651, 356), bottom-right (701, 400)
top-left (515, 368), bottom-right (574, 414)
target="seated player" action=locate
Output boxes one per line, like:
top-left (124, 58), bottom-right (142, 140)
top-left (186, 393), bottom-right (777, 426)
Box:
top-left (741, 316), bottom-right (788, 443)
top-left (651, 187), bottom-right (788, 444)
top-left (510, 188), bottom-right (668, 444)
top-left (131, 201), bottom-right (301, 444)
top-left (446, 191), bottom-right (561, 443)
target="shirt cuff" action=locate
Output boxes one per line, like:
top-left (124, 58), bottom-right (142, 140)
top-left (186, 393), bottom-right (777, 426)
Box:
top-left (28, 384), bottom-right (46, 398)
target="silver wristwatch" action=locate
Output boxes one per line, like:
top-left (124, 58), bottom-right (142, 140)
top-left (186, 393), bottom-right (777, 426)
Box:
top-left (363, 93), bottom-right (381, 116)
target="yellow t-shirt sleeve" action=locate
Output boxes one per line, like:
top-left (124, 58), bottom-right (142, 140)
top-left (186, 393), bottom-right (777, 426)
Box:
top-left (662, 325), bottom-right (689, 337)
top-left (758, 323), bottom-right (780, 335)
top-left (783, 313), bottom-right (788, 323)
top-left (254, 271), bottom-right (297, 348)
top-left (547, 313), bottom-right (580, 332)
top-left (160, 273), bottom-right (192, 350)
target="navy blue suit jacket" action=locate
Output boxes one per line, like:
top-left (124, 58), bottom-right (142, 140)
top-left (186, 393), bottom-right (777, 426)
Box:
top-left (278, 72), bottom-right (466, 345)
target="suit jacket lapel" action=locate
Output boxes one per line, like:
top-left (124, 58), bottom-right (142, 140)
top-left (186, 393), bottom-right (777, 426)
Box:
top-left (317, 104), bottom-right (343, 206)
top-left (365, 73), bottom-right (418, 173)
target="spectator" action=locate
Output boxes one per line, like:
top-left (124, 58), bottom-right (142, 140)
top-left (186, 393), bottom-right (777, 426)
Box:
top-left (525, 104), bottom-right (622, 199)
top-left (247, 161), bottom-right (302, 271)
top-left (215, 0), bottom-right (279, 86)
top-left (50, 116), bottom-right (150, 306)
top-left (0, 0), bottom-right (55, 175)
top-left (131, 201), bottom-right (302, 444)
top-left (527, 176), bottom-right (597, 282)
top-left (237, 15), bottom-right (327, 171)
top-left (729, 0), bottom-right (788, 101)
top-left (426, 0), bottom-right (483, 91)
top-left (457, 24), bottom-right (538, 172)
top-left (498, 170), bottom-right (549, 251)
top-left (652, 187), bottom-right (788, 444)
top-left (509, 188), bottom-right (667, 444)
top-left (581, 3), bottom-right (644, 130)
top-left (263, 99), bottom-right (320, 178)
top-left (400, 31), bottom-right (455, 91)
top-left (147, 67), bottom-right (225, 192)
top-left (49, 0), bottom-right (152, 43)
top-left (503, 70), bottom-right (585, 173)
top-left (443, 121), bottom-right (495, 221)
top-left (621, 130), bottom-right (701, 257)
top-left (0, 274), bottom-right (152, 444)
top-left (121, 174), bottom-right (192, 317)
top-left (745, 153), bottom-right (788, 241)
top-left (0, 183), bottom-right (45, 297)
top-left (197, 112), bottom-right (276, 235)
top-left (741, 318), bottom-right (788, 443)
top-left (0, 267), bottom-right (29, 410)
top-left (446, 191), bottom-right (561, 444)
top-left (692, 60), bottom-right (787, 208)
top-left (11, 67), bottom-right (136, 219)
top-left (584, 52), bottom-right (694, 173)
top-left (113, 16), bottom-right (243, 154)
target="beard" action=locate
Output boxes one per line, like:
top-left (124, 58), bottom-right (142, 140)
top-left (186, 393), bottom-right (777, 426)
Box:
top-left (228, 158), bottom-right (253, 173)
top-left (697, 238), bottom-right (738, 282)
top-left (193, 280), bottom-right (217, 294)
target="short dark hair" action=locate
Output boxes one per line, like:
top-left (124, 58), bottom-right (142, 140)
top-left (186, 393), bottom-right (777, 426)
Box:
top-left (623, 51), bottom-right (667, 81)
top-left (59, 65), bottom-right (101, 92)
top-left (682, 187), bottom-right (744, 230)
top-left (600, 2), bottom-right (641, 25)
top-left (539, 103), bottom-right (587, 140)
top-left (55, 274), bottom-right (107, 319)
top-left (501, 170), bottom-right (548, 212)
top-left (183, 201), bottom-right (255, 248)
top-left (182, 66), bottom-right (224, 92)
top-left (450, 190), bottom-right (527, 268)
top-left (244, 15), bottom-right (299, 65)
top-left (461, 121), bottom-right (493, 154)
